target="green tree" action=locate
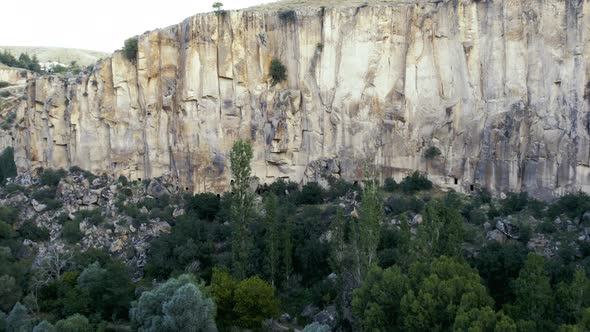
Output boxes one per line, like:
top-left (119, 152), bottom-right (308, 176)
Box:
top-left (230, 139), bottom-right (254, 280)
top-left (234, 276), bottom-right (280, 329)
top-left (352, 265), bottom-right (410, 331)
top-left (6, 302), bottom-right (31, 332)
top-left (453, 307), bottom-right (516, 332)
top-left (555, 268), bottom-right (589, 325)
top-left (400, 257), bottom-right (493, 332)
top-left (211, 268), bottom-right (237, 329)
top-left (77, 260), bottom-right (132, 320)
top-left (130, 274), bottom-right (217, 332)
top-left (32, 320), bottom-right (56, 332)
top-left (0, 147), bottom-right (17, 184)
top-left (282, 215), bottom-right (294, 282)
top-left (263, 193), bottom-right (280, 287)
top-left (54, 314), bottom-right (92, 332)
top-left (123, 37), bottom-right (138, 63)
top-left (212, 2), bottom-right (224, 14)
top-left (507, 254), bottom-right (555, 330)
top-left (418, 199), bottom-right (463, 258)
top-left (351, 168), bottom-right (382, 282)
top-left (0, 275), bottom-right (21, 312)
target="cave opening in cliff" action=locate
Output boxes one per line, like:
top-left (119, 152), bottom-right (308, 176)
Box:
top-left (470, 184), bottom-right (475, 191)
top-left (454, 177), bottom-right (458, 185)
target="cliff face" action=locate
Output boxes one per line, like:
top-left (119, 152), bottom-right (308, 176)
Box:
top-left (10, 0), bottom-right (590, 198)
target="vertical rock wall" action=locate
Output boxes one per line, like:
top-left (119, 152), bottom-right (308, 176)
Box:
top-left (10, 0), bottom-right (590, 198)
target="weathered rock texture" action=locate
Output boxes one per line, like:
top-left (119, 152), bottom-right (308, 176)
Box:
top-left (7, 0), bottom-right (590, 198)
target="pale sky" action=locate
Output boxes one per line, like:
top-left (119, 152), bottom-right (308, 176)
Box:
top-left (0, 0), bottom-right (278, 53)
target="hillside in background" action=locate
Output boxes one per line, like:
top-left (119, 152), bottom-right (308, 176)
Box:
top-left (0, 46), bottom-right (108, 66)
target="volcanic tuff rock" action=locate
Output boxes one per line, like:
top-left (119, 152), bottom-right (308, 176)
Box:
top-left (4, 0), bottom-right (590, 198)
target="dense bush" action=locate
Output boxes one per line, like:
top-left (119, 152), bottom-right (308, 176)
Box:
top-left (270, 59), bottom-right (287, 85)
top-left (0, 147), bottom-right (16, 184)
top-left (383, 177), bottom-right (398, 192)
top-left (17, 221), bottom-right (49, 241)
top-left (40, 168), bottom-right (67, 187)
top-left (295, 182), bottom-right (324, 205)
top-left (62, 220), bottom-right (82, 244)
top-left (122, 37), bottom-right (138, 63)
top-left (74, 209), bottom-right (104, 226)
top-left (0, 82), bottom-right (10, 88)
top-left (549, 191), bottom-right (590, 220)
top-left (400, 171), bottom-right (432, 193)
top-left (186, 193), bottom-right (220, 221)
top-left (423, 146), bottom-right (441, 160)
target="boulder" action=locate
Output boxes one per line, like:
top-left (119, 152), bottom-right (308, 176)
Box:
top-left (147, 180), bottom-right (170, 197)
top-left (31, 199), bottom-right (47, 213)
top-left (313, 305), bottom-right (337, 327)
top-left (82, 192), bottom-right (98, 205)
top-left (496, 219), bottom-right (520, 239)
top-left (486, 229), bottom-right (507, 244)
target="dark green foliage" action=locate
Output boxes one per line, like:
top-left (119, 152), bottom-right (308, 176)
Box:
top-left (145, 216), bottom-right (213, 280)
top-left (186, 193), bottom-right (220, 221)
top-left (0, 275), bottom-right (22, 312)
top-left (40, 168), bottom-right (67, 187)
top-left (507, 254), bottom-right (555, 330)
top-left (0, 51), bottom-right (42, 73)
top-left (279, 10), bottom-right (297, 22)
top-left (117, 175), bottom-right (128, 186)
top-left (0, 82), bottom-right (10, 88)
top-left (352, 265), bottom-right (410, 330)
top-left (74, 209), bottom-right (104, 226)
top-left (418, 199), bottom-right (464, 258)
top-left (0, 207), bottom-right (21, 226)
top-left (263, 178), bottom-right (299, 197)
top-left (122, 37), bottom-right (138, 63)
top-left (500, 192), bottom-right (529, 215)
top-left (423, 146), bottom-right (441, 160)
top-left (0, 147), bottom-right (17, 184)
top-left (295, 182), bottom-right (324, 205)
top-left (549, 191), bottom-right (590, 220)
top-left (384, 194), bottom-right (424, 215)
top-left (270, 58), bottom-right (287, 85)
top-left (326, 178), bottom-right (359, 200)
top-left (62, 220), bottom-right (82, 244)
top-left (400, 171), bottom-right (432, 193)
top-left (383, 177), bottom-right (398, 192)
top-left (31, 187), bottom-right (62, 210)
top-left (54, 314), bottom-right (92, 332)
top-left (17, 221), bottom-right (49, 241)
top-left (472, 242), bottom-right (528, 308)
top-left (77, 261), bottom-right (132, 320)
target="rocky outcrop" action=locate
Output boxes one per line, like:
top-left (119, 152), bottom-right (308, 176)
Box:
top-left (6, 0), bottom-right (590, 198)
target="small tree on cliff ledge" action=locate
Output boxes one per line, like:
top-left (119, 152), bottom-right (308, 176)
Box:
top-left (230, 139), bottom-right (254, 280)
top-left (212, 2), bottom-right (224, 15)
top-left (270, 59), bottom-right (287, 86)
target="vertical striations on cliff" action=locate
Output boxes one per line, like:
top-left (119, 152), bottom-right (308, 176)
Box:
top-left (8, 0), bottom-right (590, 198)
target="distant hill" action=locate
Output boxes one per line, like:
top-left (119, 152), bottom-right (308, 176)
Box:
top-left (0, 46), bottom-right (108, 66)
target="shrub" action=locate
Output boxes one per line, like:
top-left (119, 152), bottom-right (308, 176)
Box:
top-left (54, 314), bottom-right (92, 332)
top-left (326, 178), bottom-right (359, 200)
top-left (74, 209), bottom-right (104, 226)
top-left (279, 10), bottom-right (297, 22)
top-left (0, 206), bottom-right (19, 224)
top-left (40, 168), bottom-right (67, 187)
top-left (264, 178), bottom-right (299, 197)
top-left (500, 192), bottom-right (529, 215)
top-left (400, 171), bottom-right (432, 193)
top-left (384, 195), bottom-right (424, 215)
top-left (270, 59), bottom-right (287, 85)
top-left (0, 82), bottom-right (10, 88)
top-left (0, 91), bottom-right (9, 98)
top-left (424, 146), bottom-right (441, 160)
top-left (117, 175), bottom-right (128, 186)
top-left (123, 37), bottom-right (139, 63)
top-left (0, 221), bottom-right (12, 239)
top-left (296, 182), bottom-right (324, 205)
top-left (0, 147), bottom-right (16, 184)
top-left (549, 191), bottom-right (590, 220)
top-left (383, 177), bottom-right (398, 192)
top-left (17, 221), bottom-right (49, 241)
top-left (62, 220), bottom-right (82, 244)
top-left (186, 193), bottom-right (220, 221)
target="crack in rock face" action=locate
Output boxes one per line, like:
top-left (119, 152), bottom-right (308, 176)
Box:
top-left (2, 0), bottom-right (590, 199)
